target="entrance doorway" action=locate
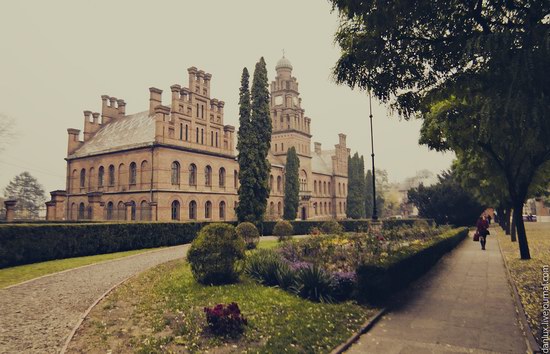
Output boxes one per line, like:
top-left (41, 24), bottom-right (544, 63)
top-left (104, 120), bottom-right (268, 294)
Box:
top-left (301, 207), bottom-right (307, 220)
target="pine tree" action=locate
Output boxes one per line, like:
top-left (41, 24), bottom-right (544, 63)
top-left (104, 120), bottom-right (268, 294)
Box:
top-left (283, 147), bottom-right (300, 220)
top-left (346, 153), bottom-right (366, 219)
top-left (3, 171), bottom-right (46, 219)
top-left (249, 57), bottom-right (272, 222)
top-left (236, 68), bottom-right (257, 222)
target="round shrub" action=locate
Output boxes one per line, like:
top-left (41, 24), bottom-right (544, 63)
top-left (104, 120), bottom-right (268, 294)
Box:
top-left (187, 223), bottom-right (245, 285)
top-left (320, 220), bottom-right (344, 235)
top-left (273, 220), bottom-right (294, 241)
top-left (236, 222), bottom-right (260, 249)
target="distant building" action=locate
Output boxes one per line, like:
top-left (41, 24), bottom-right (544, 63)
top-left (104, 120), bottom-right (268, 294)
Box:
top-left (46, 57), bottom-right (349, 222)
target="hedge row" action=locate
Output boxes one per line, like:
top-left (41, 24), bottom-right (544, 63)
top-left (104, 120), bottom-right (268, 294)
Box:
top-left (0, 222), bottom-right (211, 269)
top-left (0, 218), bottom-right (434, 268)
top-left (355, 227), bottom-right (468, 304)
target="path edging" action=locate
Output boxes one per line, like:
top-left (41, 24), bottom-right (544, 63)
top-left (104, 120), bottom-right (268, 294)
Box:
top-left (330, 308), bottom-right (387, 354)
top-left (496, 228), bottom-right (542, 354)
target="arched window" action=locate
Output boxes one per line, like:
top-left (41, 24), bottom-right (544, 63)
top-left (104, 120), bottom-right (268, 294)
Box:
top-left (339, 202), bottom-right (342, 213)
top-left (98, 166), bottom-right (104, 188)
top-left (129, 162), bottom-right (137, 185)
top-left (71, 202), bottom-right (76, 220)
top-left (89, 167), bottom-right (95, 190)
top-left (140, 200), bottom-right (150, 221)
top-left (314, 202), bottom-right (318, 215)
top-left (219, 167), bottom-right (226, 187)
top-left (201, 128), bottom-right (204, 144)
top-left (141, 160), bottom-right (149, 188)
top-left (78, 202), bottom-right (85, 219)
top-left (189, 164), bottom-right (197, 186)
top-left (329, 202), bottom-right (332, 214)
top-left (171, 161), bottom-right (180, 185)
top-left (211, 131), bottom-right (214, 146)
top-left (323, 181), bottom-right (327, 195)
top-left (234, 170), bottom-right (238, 189)
top-left (117, 201), bottom-right (125, 220)
top-left (338, 183), bottom-right (341, 195)
top-left (277, 202), bottom-right (282, 216)
top-left (270, 175), bottom-right (274, 191)
top-left (270, 202), bottom-right (275, 216)
top-left (130, 201), bottom-right (136, 221)
top-left (189, 200), bottom-right (197, 220)
top-left (300, 170), bottom-right (307, 192)
top-left (171, 200), bottom-right (180, 221)
top-left (118, 164), bottom-right (125, 188)
top-left (324, 202), bottom-right (328, 214)
top-left (277, 176), bottom-right (282, 192)
top-left (196, 127), bottom-right (199, 143)
top-left (314, 180), bottom-right (317, 193)
top-left (219, 201), bottom-right (226, 220)
top-left (205, 201), bottom-right (212, 219)
top-left (80, 169), bottom-right (86, 188)
top-left (343, 183), bottom-right (346, 195)
top-left (106, 201), bottom-right (113, 220)
top-left (108, 165), bottom-right (115, 186)
top-left (215, 132), bottom-right (218, 147)
top-left (328, 182), bottom-right (331, 195)
top-left (71, 169), bottom-right (77, 192)
top-left (185, 124), bottom-right (189, 141)
top-left (205, 165), bottom-right (212, 187)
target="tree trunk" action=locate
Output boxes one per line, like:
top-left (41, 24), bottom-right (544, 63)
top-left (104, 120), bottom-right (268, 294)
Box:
top-left (504, 208), bottom-right (511, 235)
top-left (513, 202), bottom-right (530, 260)
top-left (510, 212), bottom-right (517, 242)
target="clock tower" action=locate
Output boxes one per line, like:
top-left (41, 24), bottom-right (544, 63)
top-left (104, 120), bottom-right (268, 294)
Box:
top-left (270, 56), bottom-right (312, 163)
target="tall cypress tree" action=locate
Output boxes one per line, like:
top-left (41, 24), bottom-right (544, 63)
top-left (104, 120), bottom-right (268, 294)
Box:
top-left (236, 68), bottom-right (256, 222)
top-left (283, 147), bottom-right (300, 220)
top-left (346, 153), bottom-right (366, 219)
top-left (249, 57), bottom-right (272, 222)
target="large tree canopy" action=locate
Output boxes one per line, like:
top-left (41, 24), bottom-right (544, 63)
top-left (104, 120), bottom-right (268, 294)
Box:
top-left (331, 0), bottom-right (550, 259)
top-left (283, 147), bottom-right (300, 220)
top-left (3, 171), bottom-right (46, 219)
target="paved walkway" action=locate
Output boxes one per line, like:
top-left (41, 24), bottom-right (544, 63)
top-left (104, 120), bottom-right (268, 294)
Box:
top-left (347, 228), bottom-right (528, 354)
top-left (0, 245), bottom-right (189, 354)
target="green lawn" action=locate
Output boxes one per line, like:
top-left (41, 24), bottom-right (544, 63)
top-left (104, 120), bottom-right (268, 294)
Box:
top-left (497, 222), bottom-right (550, 347)
top-left (67, 259), bottom-right (376, 354)
top-left (0, 247), bottom-right (164, 288)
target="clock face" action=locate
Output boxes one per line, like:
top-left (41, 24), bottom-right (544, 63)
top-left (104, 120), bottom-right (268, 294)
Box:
top-left (293, 97), bottom-right (299, 106)
top-left (275, 96), bottom-right (283, 105)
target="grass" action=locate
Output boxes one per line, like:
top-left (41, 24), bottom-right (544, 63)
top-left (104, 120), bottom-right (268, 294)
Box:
top-left (0, 247), bottom-right (164, 288)
top-left (67, 259), bottom-right (377, 354)
top-left (497, 222), bottom-right (550, 347)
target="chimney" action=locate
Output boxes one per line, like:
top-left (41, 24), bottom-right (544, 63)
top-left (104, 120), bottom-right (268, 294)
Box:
top-left (188, 67), bottom-right (198, 93)
top-left (117, 99), bottom-right (126, 116)
top-left (180, 87), bottom-right (190, 101)
top-left (170, 84), bottom-right (181, 111)
top-left (67, 128), bottom-right (82, 155)
top-left (338, 133), bottom-right (347, 148)
top-left (314, 142), bottom-right (322, 154)
top-left (83, 111), bottom-right (93, 141)
top-left (218, 101), bottom-right (225, 115)
top-left (149, 87), bottom-right (162, 114)
top-left (101, 95), bottom-right (118, 124)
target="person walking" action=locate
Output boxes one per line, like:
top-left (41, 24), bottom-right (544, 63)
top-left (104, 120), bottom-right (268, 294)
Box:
top-left (476, 215), bottom-right (490, 250)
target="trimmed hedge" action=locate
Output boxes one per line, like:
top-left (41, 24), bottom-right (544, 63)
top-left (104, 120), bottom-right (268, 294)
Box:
top-left (0, 222), bottom-right (212, 269)
top-left (355, 227), bottom-right (468, 304)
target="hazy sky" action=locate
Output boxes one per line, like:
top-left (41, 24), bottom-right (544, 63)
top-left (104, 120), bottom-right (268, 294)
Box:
top-left (0, 0), bottom-right (453, 194)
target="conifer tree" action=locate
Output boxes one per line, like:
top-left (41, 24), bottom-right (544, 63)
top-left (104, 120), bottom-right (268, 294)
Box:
top-left (283, 147), bottom-right (300, 220)
top-left (346, 153), bottom-right (366, 219)
top-left (365, 169), bottom-right (373, 218)
top-left (249, 57), bottom-right (272, 222)
top-left (3, 171), bottom-right (46, 219)
top-left (236, 68), bottom-right (257, 222)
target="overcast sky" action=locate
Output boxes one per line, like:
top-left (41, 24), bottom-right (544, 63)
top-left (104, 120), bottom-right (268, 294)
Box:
top-left (0, 0), bottom-right (453, 194)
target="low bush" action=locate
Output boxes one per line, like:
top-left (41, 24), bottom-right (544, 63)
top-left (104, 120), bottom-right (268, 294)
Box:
top-left (244, 249), bottom-right (288, 287)
top-left (292, 265), bottom-right (334, 303)
top-left (236, 222), bottom-right (260, 250)
top-left (187, 223), bottom-right (245, 285)
top-left (204, 302), bottom-right (248, 336)
top-left (320, 220), bottom-right (344, 235)
top-left (355, 227), bottom-right (468, 304)
top-left (273, 220), bottom-right (293, 242)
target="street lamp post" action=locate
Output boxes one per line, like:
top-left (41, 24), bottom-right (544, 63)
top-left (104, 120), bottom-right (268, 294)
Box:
top-left (369, 91), bottom-right (378, 221)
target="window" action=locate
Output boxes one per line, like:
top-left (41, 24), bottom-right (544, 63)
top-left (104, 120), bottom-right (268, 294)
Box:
top-left (189, 200), bottom-right (197, 220)
top-left (80, 169), bottom-right (86, 188)
top-left (219, 201), bottom-right (226, 220)
top-left (88, 167), bottom-right (95, 189)
top-left (129, 201), bottom-right (136, 221)
top-left (211, 131), bottom-right (214, 146)
top-left (277, 202), bottom-right (282, 216)
top-left (117, 201), bottom-right (125, 220)
top-left (71, 169), bottom-right (77, 192)
top-left (234, 170), bottom-right (238, 189)
top-left (323, 181), bottom-right (327, 195)
top-left (277, 176), bottom-right (282, 192)
top-left (201, 129), bottom-right (204, 144)
top-left (314, 180), bottom-right (317, 193)
top-left (215, 132), bottom-right (218, 147)
top-left (339, 202), bottom-right (342, 213)
top-left (300, 170), bottom-right (307, 192)
top-left (185, 124), bottom-right (189, 141)
top-left (196, 103), bottom-right (199, 117)
top-left (140, 201), bottom-right (150, 221)
top-left (270, 202), bottom-right (275, 216)
top-left (338, 183), bottom-right (341, 195)
top-left (205, 165), bottom-right (212, 187)
top-left (270, 175), bottom-right (274, 191)
top-left (78, 202), bottom-right (85, 219)
top-left (109, 165), bottom-right (115, 186)
top-left (189, 164), bottom-right (197, 186)
top-left (129, 162), bottom-right (137, 185)
top-left (141, 160), bottom-right (149, 187)
top-left (281, 143), bottom-right (284, 151)
top-left (328, 182), bottom-right (331, 195)
top-left (219, 167), bottom-right (226, 187)
top-left (314, 202), bottom-right (318, 215)
top-left (275, 144), bottom-right (277, 152)
top-left (106, 202), bottom-right (113, 220)
top-left (196, 127), bottom-right (199, 143)
top-left (171, 200), bottom-right (180, 221)
top-left (98, 166), bottom-right (104, 187)
top-left (118, 164), bottom-right (125, 188)
top-left (205, 201), bottom-right (212, 219)
top-left (179, 123), bottom-right (183, 140)
top-left (171, 161), bottom-right (180, 185)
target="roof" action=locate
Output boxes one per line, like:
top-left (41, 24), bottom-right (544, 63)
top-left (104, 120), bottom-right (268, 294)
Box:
top-left (70, 111), bottom-right (156, 158)
top-left (276, 56), bottom-right (293, 71)
top-left (311, 149), bottom-right (334, 175)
